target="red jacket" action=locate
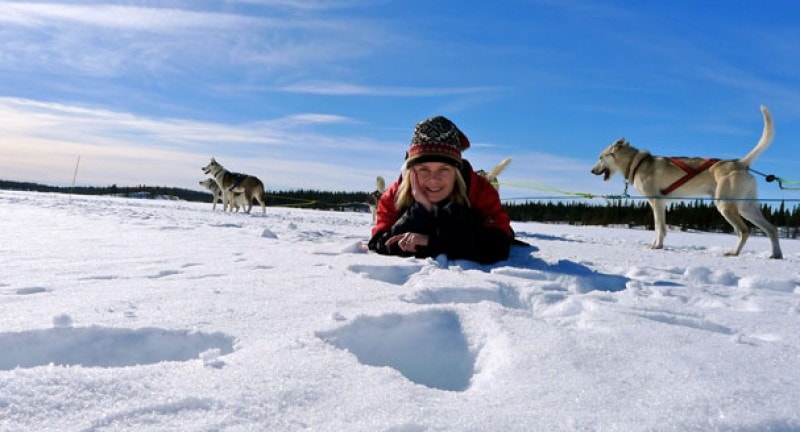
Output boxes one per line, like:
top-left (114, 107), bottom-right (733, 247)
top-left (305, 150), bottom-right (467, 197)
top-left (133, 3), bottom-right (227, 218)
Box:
top-left (372, 161), bottom-right (512, 238)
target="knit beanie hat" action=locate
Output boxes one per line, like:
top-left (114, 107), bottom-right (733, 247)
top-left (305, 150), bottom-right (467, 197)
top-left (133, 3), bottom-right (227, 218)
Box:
top-left (405, 116), bottom-right (470, 169)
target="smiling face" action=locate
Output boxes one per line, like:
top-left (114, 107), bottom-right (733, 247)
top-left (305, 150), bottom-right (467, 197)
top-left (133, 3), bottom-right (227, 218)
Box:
top-left (413, 162), bottom-right (457, 204)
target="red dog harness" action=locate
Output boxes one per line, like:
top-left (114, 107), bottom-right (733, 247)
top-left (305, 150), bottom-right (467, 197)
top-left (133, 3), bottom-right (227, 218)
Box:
top-left (660, 158), bottom-right (719, 195)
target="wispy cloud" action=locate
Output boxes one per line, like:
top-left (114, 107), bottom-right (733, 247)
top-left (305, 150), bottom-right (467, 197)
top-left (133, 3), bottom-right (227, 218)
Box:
top-left (0, 97), bottom-right (399, 189)
top-left (0, 2), bottom-right (385, 77)
top-left (0, 3), bottom-right (259, 31)
top-left (0, 97), bottom-right (362, 150)
top-left (275, 81), bottom-right (503, 97)
top-left (225, 0), bottom-right (374, 10)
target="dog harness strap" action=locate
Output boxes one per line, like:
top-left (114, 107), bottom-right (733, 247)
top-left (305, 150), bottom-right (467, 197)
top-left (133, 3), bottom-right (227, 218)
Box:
top-left (660, 158), bottom-right (720, 195)
top-left (229, 173), bottom-right (247, 191)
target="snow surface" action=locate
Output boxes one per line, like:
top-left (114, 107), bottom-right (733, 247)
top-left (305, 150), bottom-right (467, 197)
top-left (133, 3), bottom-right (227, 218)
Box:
top-left (1, 189), bottom-right (799, 431)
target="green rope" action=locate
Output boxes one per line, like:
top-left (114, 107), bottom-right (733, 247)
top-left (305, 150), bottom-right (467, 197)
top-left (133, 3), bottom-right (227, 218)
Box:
top-left (497, 181), bottom-right (598, 199)
top-left (502, 195), bottom-right (800, 203)
top-left (264, 194), bottom-right (318, 207)
top-left (749, 168), bottom-right (800, 190)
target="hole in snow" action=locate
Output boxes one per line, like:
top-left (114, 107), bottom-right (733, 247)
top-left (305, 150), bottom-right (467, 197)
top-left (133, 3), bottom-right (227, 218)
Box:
top-left (0, 327), bottom-right (235, 370)
top-left (318, 310), bottom-right (475, 392)
top-left (347, 264), bottom-right (422, 286)
top-left (14, 287), bottom-right (49, 295)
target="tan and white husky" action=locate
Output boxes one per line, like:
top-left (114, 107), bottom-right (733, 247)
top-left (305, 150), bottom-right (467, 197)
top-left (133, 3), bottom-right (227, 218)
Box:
top-left (198, 179), bottom-right (249, 212)
top-left (202, 158), bottom-right (267, 215)
top-left (591, 105), bottom-right (781, 259)
top-left (477, 157), bottom-right (512, 190)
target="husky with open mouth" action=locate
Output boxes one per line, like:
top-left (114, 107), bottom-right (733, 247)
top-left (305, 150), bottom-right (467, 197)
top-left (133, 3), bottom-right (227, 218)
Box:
top-left (591, 106), bottom-right (781, 259)
top-left (202, 158), bottom-right (267, 215)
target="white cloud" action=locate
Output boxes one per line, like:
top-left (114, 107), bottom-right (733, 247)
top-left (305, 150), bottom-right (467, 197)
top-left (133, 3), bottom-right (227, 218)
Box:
top-left (0, 97), bottom-right (365, 150)
top-left (276, 81), bottom-right (503, 97)
top-left (0, 3), bottom-right (259, 31)
top-left (0, 97), bottom-right (401, 190)
top-left (224, 0), bottom-right (369, 10)
top-left (0, 2), bottom-right (385, 77)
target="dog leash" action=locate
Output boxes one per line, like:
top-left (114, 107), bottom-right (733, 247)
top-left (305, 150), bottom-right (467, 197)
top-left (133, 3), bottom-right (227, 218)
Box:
top-left (496, 181), bottom-right (597, 199)
top-left (264, 194), bottom-right (318, 207)
top-left (749, 168), bottom-right (800, 190)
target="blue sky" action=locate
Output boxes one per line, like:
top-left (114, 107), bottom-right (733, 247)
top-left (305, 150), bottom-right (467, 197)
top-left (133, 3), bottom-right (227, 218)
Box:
top-left (1, 0), bottom-right (799, 203)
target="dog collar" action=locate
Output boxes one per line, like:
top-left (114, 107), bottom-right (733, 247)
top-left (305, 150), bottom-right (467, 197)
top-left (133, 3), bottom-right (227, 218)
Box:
top-left (626, 151), bottom-right (651, 183)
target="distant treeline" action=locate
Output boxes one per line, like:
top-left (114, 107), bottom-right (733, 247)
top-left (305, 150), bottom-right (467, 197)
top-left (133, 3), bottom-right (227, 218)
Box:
top-left (2, 179), bottom-right (798, 238)
top-left (0, 179), bottom-right (370, 210)
top-left (0, 180), bottom-right (212, 202)
top-left (264, 189), bottom-right (370, 209)
top-left (504, 199), bottom-right (800, 238)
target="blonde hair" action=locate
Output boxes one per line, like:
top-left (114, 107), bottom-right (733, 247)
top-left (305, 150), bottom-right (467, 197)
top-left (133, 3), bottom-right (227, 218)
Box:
top-left (395, 165), bottom-right (470, 210)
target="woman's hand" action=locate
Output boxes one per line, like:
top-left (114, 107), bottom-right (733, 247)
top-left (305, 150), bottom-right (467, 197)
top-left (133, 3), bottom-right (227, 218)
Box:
top-left (410, 169), bottom-right (433, 212)
top-left (385, 232), bottom-right (429, 253)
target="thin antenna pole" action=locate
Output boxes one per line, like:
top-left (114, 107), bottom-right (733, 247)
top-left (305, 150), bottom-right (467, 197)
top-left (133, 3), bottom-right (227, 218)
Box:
top-left (70, 155), bottom-right (81, 200)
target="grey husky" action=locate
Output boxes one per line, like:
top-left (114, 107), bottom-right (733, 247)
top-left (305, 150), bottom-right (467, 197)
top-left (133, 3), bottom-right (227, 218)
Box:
top-left (368, 176), bottom-right (386, 224)
top-left (202, 158), bottom-right (267, 215)
top-left (198, 179), bottom-right (249, 212)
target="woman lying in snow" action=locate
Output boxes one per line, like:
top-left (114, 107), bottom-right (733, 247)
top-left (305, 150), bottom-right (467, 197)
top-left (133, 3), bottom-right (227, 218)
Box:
top-left (368, 116), bottom-right (512, 264)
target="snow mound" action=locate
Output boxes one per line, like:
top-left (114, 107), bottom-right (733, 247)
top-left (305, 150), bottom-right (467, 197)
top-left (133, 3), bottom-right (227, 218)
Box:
top-left (738, 275), bottom-right (798, 293)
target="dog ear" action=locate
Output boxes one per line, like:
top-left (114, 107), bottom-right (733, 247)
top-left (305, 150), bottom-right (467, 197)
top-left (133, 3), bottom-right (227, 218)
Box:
top-left (614, 137), bottom-right (627, 146)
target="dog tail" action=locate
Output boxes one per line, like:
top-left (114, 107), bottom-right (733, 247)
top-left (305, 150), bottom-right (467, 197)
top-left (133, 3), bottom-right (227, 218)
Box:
top-left (486, 157), bottom-right (512, 179)
top-left (376, 176), bottom-right (386, 193)
top-left (739, 105), bottom-right (774, 167)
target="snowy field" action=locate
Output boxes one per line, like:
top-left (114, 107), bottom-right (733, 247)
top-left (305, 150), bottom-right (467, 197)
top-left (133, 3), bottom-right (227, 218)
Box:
top-left (1, 189), bottom-right (799, 432)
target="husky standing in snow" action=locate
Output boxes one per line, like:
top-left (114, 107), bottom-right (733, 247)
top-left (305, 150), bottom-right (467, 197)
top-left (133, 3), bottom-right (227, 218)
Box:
top-left (368, 176), bottom-right (386, 224)
top-left (477, 157), bottom-right (512, 191)
top-left (198, 179), bottom-right (249, 212)
top-left (591, 105), bottom-right (781, 259)
top-left (202, 157), bottom-right (267, 215)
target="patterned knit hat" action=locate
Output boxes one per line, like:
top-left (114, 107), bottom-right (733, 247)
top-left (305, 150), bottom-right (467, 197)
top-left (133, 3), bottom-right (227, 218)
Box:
top-left (405, 116), bottom-right (470, 169)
